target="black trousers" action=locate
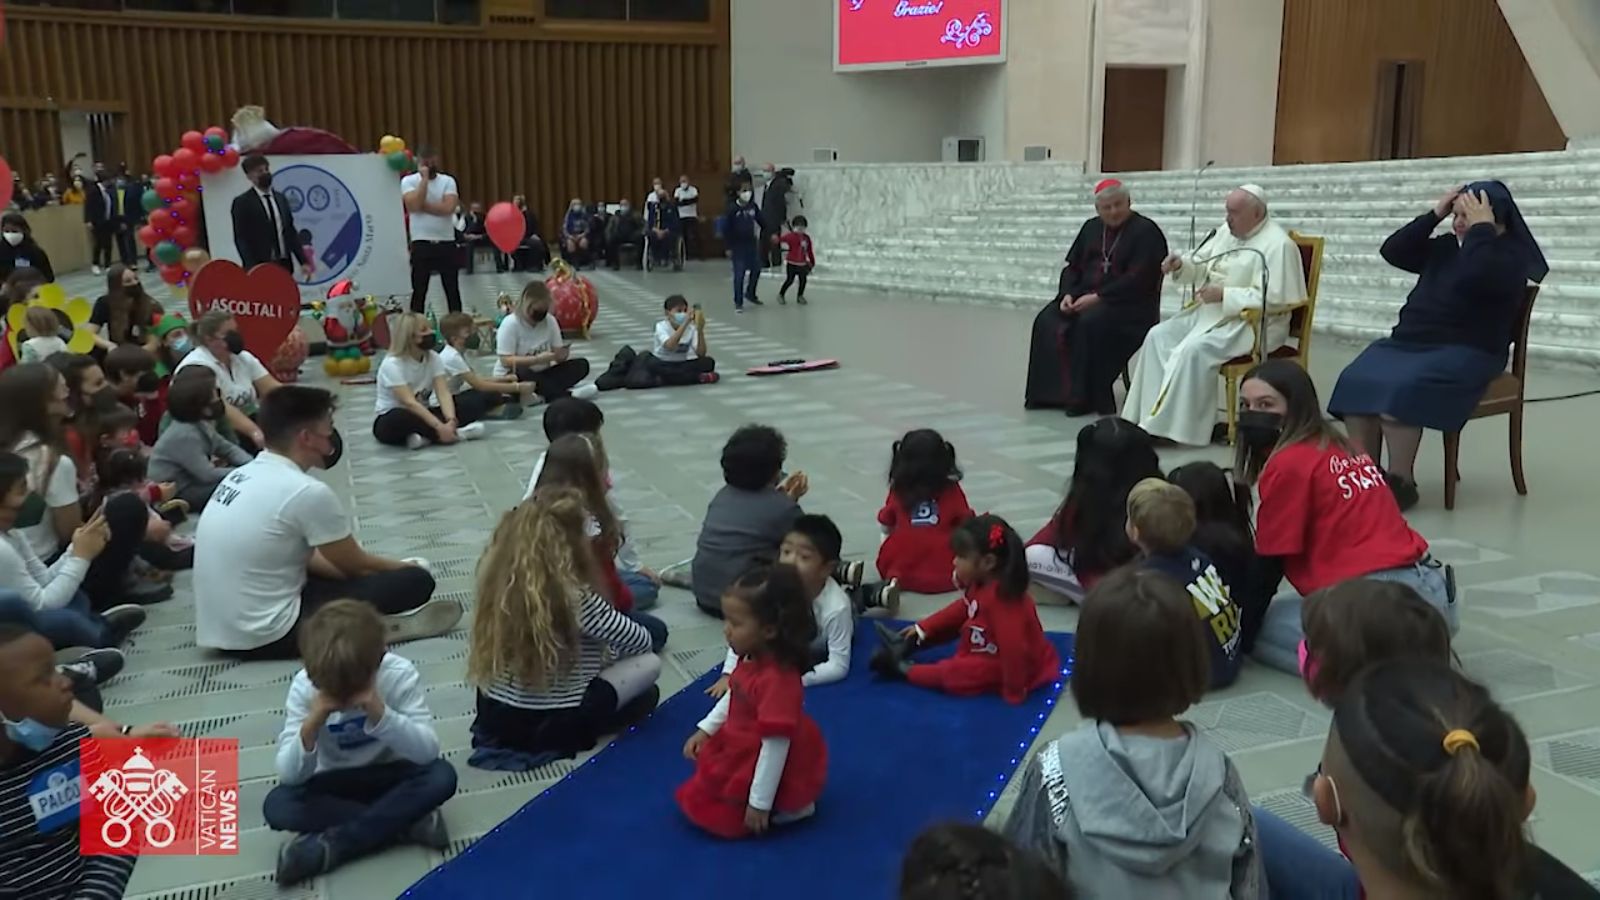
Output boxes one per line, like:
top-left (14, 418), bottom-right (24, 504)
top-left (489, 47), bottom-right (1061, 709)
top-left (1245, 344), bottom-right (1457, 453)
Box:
top-left (779, 263), bottom-right (810, 298)
top-left (91, 225), bottom-right (114, 268)
top-left (371, 398), bottom-right (486, 447)
top-left (681, 218), bottom-right (700, 259)
top-left (115, 225), bottom-right (139, 267)
top-left (760, 227), bottom-right (781, 267)
top-left (83, 492), bottom-right (151, 613)
top-left (227, 567), bottom-right (437, 660)
top-left (451, 388), bottom-right (503, 422)
top-left (514, 359), bottom-right (591, 400)
top-left (607, 239), bottom-right (641, 270)
top-left (513, 239), bottom-right (549, 272)
top-left (409, 240), bottom-right (462, 313)
top-left (1024, 300), bottom-right (1151, 415)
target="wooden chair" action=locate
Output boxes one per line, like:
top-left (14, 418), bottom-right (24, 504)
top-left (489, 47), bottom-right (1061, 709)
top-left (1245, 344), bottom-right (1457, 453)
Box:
top-left (1442, 284), bottom-right (1539, 510)
top-left (1220, 230), bottom-right (1325, 443)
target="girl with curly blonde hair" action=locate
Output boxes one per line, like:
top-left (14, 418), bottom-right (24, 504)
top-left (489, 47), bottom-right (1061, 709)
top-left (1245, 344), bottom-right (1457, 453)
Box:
top-left (469, 486), bottom-right (661, 758)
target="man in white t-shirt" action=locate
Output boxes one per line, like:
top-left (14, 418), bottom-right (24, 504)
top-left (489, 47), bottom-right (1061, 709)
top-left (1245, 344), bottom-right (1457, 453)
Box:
top-left (492, 282), bottom-right (592, 400)
top-left (674, 175), bottom-right (701, 259)
top-left (194, 385), bottom-right (459, 658)
top-left (175, 310), bottom-right (282, 450)
top-left (400, 146), bottom-right (462, 315)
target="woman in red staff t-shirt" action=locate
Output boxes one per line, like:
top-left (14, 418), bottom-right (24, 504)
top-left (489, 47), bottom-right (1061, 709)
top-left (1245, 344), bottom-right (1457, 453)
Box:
top-left (1235, 360), bottom-right (1455, 674)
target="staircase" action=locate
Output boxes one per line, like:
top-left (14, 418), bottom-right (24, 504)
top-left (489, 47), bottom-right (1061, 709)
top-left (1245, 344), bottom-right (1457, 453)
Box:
top-left (810, 150), bottom-right (1600, 366)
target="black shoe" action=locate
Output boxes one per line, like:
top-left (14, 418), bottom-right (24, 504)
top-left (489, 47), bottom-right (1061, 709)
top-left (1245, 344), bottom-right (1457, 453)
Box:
top-left (101, 605), bottom-right (147, 645)
top-left (777, 294), bottom-right (788, 305)
top-left (61, 647), bottom-right (125, 686)
top-left (1387, 473), bottom-right (1421, 512)
top-left (1210, 422), bottom-right (1232, 445)
top-left (858, 579), bottom-right (901, 617)
top-left (125, 583), bottom-right (175, 604)
top-left (796, 296), bottom-right (807, 305)
top-left (1062, 403), bottom-right (1092, 418)
top-left (834, 560), bottom-right (864, 591)
top-left (277, 833), bottom-right (336, 886)
top-left (747, 296), bottom-right (764, 306)
top-left (406, 810), bottom-right (450, 851)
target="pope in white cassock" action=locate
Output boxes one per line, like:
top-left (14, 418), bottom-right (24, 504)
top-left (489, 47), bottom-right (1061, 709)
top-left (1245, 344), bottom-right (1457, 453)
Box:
top-left (1121, 184), bottom-right (1309, 445)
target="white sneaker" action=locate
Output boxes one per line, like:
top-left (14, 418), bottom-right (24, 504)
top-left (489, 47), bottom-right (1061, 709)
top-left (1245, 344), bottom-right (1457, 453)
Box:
top-left (405, 433), bottom-right (428, 451)
top-left (457, 422), bottom-right (486, 441)
top-left (383, 597), bottom-right (465, 644)
top-left (571, 384), bottom-right (599, 400)
top-left (401, 557), bottom-right (434, 574)
top-left (91, 265), bottom-right (102, 276)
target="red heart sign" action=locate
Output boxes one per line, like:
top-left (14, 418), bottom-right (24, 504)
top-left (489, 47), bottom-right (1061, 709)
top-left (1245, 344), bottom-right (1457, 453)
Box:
top-left (187, 260), bottom-right (301, 361)
top-left (0, 157), bottom-right (13, 212)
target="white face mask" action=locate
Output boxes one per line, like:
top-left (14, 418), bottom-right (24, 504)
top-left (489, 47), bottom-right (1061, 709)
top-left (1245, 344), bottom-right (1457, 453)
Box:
top-left (2, 232), bottom-right (22, 246)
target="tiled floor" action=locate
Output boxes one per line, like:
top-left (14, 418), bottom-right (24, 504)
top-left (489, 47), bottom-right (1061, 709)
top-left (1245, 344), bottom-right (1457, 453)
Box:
top-left (48, 260), bottom-right (1600, 898)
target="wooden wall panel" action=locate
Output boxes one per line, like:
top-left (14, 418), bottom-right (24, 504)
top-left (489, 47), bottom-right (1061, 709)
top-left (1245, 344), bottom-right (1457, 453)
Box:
top-left (1274, 0), bottom-right (1566, 164)
top-left (0, 5), bottom-right (730, 236)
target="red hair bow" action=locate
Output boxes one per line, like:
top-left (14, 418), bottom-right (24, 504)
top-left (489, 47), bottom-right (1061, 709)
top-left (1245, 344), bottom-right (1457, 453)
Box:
top-left (988, 523), bottom-right (1004, 550)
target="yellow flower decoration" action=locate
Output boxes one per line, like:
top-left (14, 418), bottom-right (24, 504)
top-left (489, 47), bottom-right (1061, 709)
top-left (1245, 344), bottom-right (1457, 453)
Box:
top-left (6, 283), bottom-right (97, 357)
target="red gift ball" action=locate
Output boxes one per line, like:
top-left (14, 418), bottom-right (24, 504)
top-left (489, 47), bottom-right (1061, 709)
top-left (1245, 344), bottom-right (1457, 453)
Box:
top-left (180, 130), bottom-right (205, 154)
top-left (199, 152), bottom-right (224, 174)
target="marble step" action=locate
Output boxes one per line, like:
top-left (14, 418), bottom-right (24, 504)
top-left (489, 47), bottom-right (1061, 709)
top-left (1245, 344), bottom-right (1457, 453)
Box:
top-left (882, 222), bottom-right (1600, 247)
top-left (987, 194), bottom-right (1600, 214)
top-left (837, 232), bottom-right (1600, 262)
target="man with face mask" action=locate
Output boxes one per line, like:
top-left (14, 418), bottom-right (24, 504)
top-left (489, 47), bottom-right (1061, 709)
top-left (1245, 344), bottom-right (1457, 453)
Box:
top-left (674, 175), bottom-right (701, 260)
top-left (605, 199), bottom-right (644, 271)
top-left (400, 145), bottom-right (463, 314)
top-left (82, 170), bottom-right (117, 275)
top-left (723, 185), bottom-right (763, 312)
top-left (193, 386), bottom-right (455, 659)
top-left (0, 626), bottom-right (140, 898)
top-left (230, 155), bottom-right (313, 278)
top-left (724, 156), bottom-right (753, 207)
top-left (561, 199), bottom-right (593, 268)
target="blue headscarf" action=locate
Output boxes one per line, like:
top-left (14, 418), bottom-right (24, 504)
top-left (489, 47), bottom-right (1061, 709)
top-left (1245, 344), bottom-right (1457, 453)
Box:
top-left (1462, 180), bottom-right (1548, 284)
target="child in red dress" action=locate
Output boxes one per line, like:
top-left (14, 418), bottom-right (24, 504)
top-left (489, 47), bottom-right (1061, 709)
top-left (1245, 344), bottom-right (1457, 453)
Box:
top-left (871, 515), bottom-right (1060, 705)
top-left (876, 428), bottom-right (972, 594)
top-left (678, 564), bottom-right (828, 838)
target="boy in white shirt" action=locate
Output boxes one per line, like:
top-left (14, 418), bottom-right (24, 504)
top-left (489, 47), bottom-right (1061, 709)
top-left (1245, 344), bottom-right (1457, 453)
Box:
top-left (437, 312), bottom-right (538, 422)
top-left (643, 294), bottom-right (718, 387)
top-left (266, 600), bottom-right (458, 886)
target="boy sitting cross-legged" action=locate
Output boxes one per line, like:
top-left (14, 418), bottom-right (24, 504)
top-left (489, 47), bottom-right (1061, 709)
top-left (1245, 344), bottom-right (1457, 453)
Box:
top-left (438, 311), bottom-right (539, 422)
top-left (265, 600), bottom-right (459, 885)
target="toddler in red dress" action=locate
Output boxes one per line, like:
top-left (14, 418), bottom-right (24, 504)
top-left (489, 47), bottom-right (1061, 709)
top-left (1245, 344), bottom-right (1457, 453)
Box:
top-left (871, 514), bottom-right (1060, 705)
top-left (876, 428), bottom-right (972, 594)
top-left (678, 564), bottom-right (827, 838)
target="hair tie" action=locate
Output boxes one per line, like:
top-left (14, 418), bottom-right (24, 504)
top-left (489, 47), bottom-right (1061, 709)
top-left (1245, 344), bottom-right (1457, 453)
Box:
top-left (988, 523), bottom-right (1004, 550)
top-left (1442, 729), bottom-right (1479, 755)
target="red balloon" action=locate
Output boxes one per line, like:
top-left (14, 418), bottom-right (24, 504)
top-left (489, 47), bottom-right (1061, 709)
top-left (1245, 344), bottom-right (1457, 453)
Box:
top-left (220, 146), bottom-right (240, 168)
top-left (169, 197), bottom-right (196, 223)
top-left (152, 154), bottom-right (177, 179)
top-left (137, 225), bottom-right (159, 248)
top-left (154, 178), bottom-right (180, 200)
top-left (199, 152), bottom-right (224, 174)
top-left (0, 157), bottom-right (11, 212)
top-left (150, 209), bottom-right (175, 234)
top-left (172, 148), bottom-right (199, 173)
top-left (180, 131), bottom-right (205, 154)
top-left (171, 225), bottom-right (197, 248)
top-left (159, 264), bottom-right (185, 285)
top-left (485, 201), bottom-right (527, 255)
top-left (203, 125), bottom-right (227, 142)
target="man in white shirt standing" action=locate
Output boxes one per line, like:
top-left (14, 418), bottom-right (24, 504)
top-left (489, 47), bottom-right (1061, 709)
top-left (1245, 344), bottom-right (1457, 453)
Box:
top-left (194, 385), bottom-right (460, 658)
top-left (674, 175), bottom-right (701, 260)
top-left (399, 146), bottom-right (462, 314)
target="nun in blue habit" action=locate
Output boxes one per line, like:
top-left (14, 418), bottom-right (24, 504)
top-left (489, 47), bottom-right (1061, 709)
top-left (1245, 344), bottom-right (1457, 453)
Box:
top-left (1328, 180), bottom-right (1548, 510)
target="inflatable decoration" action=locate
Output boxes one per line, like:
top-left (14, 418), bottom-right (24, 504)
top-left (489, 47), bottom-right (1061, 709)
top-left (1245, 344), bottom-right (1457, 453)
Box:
top-left (231, 105), bottom-right (359, 156)
top-left (5, 284), bottom-right (96, 357)
top-left (310, 279), bottom-right (376, 365)
top-left (270, 325), bottom-right (310, 383)
top-left (546, 259), bottom-right (599, 339)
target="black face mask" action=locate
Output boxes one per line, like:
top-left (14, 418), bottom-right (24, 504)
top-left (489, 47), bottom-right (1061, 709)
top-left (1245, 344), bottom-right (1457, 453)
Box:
top-left (419, 335), bottom-right (438, 353)
top-left (135, 371), bottom-right (160, 393)
top-left (125, 284), bottom-right (143, 297)
top-left (223, 332), bottom-right (246, 354)
top-left (319, 428), bottom-right (344, 470)
top-left (528, 308), bottom-right (549, 323)
top-left (255, 171), bottom-right (273, 190)
top-left (1237, 410), bottom-right (1285, 450)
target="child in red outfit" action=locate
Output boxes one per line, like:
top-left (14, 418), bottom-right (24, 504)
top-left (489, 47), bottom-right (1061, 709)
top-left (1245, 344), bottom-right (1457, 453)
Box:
top-left (679, 564), bottom-right (827, 838)
top-left (872, 515), bottom-right (1060, 705)
top-left (876, 428), bottom-right (972, 594)
top-left (777, 216), bottom-right (816, 305)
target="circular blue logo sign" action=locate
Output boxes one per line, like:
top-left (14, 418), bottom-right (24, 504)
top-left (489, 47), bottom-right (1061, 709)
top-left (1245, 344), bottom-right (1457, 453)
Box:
top-left (274, 164), bottom-right (363, 287)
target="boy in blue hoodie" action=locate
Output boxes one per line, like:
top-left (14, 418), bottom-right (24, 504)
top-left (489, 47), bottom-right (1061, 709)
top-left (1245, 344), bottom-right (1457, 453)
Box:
top-left (723, 186), bottom-right (763, 312)
top-left (1004, 567), bottom-right (1262, 899)
top-left (1127, 477), bottom-right (1243, 688)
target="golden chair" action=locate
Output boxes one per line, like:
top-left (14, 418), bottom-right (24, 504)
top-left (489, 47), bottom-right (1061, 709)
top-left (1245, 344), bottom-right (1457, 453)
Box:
top-left (1442, 284), bottom-right (1539, 510)
top-left (1221, 230), bottom-right (1325, 443)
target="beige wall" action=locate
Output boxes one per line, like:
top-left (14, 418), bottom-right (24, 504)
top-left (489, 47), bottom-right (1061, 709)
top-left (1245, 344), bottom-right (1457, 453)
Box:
top-left (1201, 0), bottom-right (1284, 165)
top-left (1004, 0), bottom-right (1096, 162)
top-left (1499, 0), bottom-right (1600, 144)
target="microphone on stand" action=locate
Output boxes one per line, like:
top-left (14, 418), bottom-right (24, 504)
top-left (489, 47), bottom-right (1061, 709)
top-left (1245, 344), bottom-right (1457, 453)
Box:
top-left (1189, 244), bottom-right (1272, 362)
top-left (1188, 159), bottom-right (1215, 251)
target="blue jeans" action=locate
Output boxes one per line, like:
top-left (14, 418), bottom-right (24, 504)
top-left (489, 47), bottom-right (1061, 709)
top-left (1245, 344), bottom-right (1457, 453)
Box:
top-left (1254, 557), bottom-right (1454, 674)
top-left (1254, 807), bottom-right (1360, 900)
top-left (619, 569), bottom-right (660, 611)
top-left (263, 759), bottom-right (457, 859)
top-left (628, 611), bottom-right (669, 653)
top-left (731, 246), bottom-right (760, 308)
top-left (0, 590), bottom-right (109, 649)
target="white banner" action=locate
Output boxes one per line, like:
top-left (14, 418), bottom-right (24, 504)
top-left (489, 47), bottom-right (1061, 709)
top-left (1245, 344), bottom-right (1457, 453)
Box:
top-left (200, 154), bottom-right (409, 303)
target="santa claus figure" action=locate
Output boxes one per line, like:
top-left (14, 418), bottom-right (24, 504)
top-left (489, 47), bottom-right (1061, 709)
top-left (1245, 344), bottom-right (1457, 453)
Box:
top-left (230, 105), bottom-right (359, 156)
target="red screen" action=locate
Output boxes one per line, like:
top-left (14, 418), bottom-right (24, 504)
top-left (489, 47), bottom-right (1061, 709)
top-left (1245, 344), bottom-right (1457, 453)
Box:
top-left (837, 0), bottom-right (1004, 69)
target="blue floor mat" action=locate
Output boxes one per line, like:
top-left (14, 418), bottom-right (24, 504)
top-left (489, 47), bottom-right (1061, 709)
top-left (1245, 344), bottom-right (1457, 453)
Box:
top-left (403, 621), bottom-right (1074, 899)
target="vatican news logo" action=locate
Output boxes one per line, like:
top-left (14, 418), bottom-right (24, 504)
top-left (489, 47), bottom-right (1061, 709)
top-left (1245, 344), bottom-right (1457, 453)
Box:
top-left (79, 738), bottom-right (240, 856)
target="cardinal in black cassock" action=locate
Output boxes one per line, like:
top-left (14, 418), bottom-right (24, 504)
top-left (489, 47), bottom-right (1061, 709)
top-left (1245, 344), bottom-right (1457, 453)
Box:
top-left (1024, 179), bottom-right (1169, 416)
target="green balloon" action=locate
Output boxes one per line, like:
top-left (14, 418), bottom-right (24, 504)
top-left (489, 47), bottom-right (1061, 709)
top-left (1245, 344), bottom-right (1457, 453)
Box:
top-left (154, 240), bottom-right (182, 265)
top-left (386, 150), bottom-right (410, 172)
top-left (141, 190), bottom-right (163, 213)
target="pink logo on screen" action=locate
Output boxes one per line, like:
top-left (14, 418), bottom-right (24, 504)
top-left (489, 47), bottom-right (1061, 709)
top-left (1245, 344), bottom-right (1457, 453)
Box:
top-left (839, 0), bottom-right (1003, 67)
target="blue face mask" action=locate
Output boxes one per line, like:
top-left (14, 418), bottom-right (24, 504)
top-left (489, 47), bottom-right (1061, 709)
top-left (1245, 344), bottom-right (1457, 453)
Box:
top-left (671, 311), bottom-right (688, 326)
top-left (3, 712), bottom-right (62, 752)
top-left (172, 336), bottom-right (193, 355)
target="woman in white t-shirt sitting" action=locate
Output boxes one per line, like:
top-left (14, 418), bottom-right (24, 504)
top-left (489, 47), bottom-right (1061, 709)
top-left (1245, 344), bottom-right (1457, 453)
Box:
top-left (374, 312), bottom-right (486, 450)
top-left (174, 310), bottom-right (282, 452)
top-left (493, 282), bottom-right (592, 401)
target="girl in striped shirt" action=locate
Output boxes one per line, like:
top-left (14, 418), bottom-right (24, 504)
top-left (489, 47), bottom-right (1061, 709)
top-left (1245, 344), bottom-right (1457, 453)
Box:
top-left (468, 487), bottom-right (662, 759)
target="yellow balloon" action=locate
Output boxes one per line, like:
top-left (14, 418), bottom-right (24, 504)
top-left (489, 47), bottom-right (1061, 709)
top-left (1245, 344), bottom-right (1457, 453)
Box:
top-left (323, 357), bottom-right (342, 376)
top-left (65, 327), bottom-right (96, 354)
top-left (34, 283), bottom-right (66, 310)
top-left (63, 297), bottom-right (93, 324)
top-left (378, 135), bottom-right (402, 154)
top-left (5, 303), bottom-right (26, 333)
top-left (356, 355), bottom-right (371, 374)
top-left (337, 357), bottom-right (361, 376)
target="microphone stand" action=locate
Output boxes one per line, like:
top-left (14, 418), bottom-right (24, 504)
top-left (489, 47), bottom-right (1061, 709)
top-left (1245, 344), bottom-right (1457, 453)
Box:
top-left (1188, 159), bottom-right (1215, 251)
top-left (1188, 244), bottom-right (1272, 362)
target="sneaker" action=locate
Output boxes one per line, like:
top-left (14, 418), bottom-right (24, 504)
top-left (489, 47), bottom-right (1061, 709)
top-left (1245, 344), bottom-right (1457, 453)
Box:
top-left (406, 810), bottom-right (450, 851)
top-left (383, 597), bottom-right (465, 644)
top-left (735, 307), bottom-right (745, 314)
top-left (777, 294), bottom-right (788, 305)
top-left (834, 560), bottom-right (865, 591)
top-left (92, 265), bottom-right (103, 276)
top-left (869, 621), bottom-right (915, 680)
top-left (61, 648), bottom-right (125, 686)
top-left (747, 296), bottom-right (764, 306)
top-left (457, 422), bottom-right (486, 441)
top-left (276, 833), bottom-right (335, 886)
top-left (572, 384), bottom-right (600, 400)
top-left (796, 296), bottom-right (808, 305)
top-left (698, 372), bottom-right (720, 385)
top-left (400, 557), bottom-right (434, 575)
top-left (859, 578), bottom-right (901, 618)
top-left (405, 433), bottom-right (428, 451)
top-left (54, 646), bottom-right (92, 666)
top-left (101, 605), bottom-right (147, 645)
